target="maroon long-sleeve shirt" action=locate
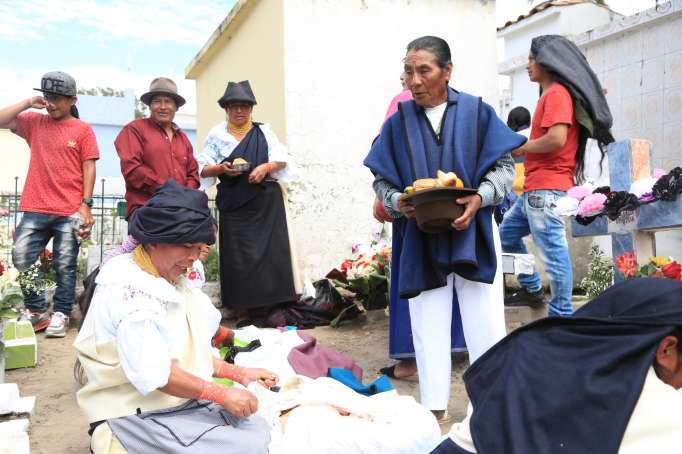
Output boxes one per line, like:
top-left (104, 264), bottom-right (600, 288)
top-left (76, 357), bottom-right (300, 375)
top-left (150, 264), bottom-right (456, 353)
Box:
top-left (115, 118), bottom-right (200, 218)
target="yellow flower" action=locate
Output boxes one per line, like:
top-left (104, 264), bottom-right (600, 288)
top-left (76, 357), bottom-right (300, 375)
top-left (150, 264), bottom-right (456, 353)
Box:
top-left (650, 256), bottom-right (672, 267)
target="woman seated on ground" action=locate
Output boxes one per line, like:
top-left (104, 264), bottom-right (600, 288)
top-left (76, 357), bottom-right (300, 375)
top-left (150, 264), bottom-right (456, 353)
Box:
top-left (431, 278), bottom-right (682, 454)
top-left (74, 180), bottom-right (278, 454)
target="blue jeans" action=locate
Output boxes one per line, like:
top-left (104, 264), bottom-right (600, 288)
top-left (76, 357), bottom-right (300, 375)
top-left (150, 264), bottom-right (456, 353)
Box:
top-left (499, 190), bottom-right (573, 316)
top-left (12, 212), bottom-right (80, 314)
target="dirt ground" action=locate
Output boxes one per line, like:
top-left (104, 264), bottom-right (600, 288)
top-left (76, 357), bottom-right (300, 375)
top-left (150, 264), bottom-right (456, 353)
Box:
top-left (6, 310), bottom-right (471, 453)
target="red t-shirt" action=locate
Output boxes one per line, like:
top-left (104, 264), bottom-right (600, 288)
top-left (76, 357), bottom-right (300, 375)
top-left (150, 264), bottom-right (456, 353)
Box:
top-left (523, 83), bottom-right (579, 192)
top-left (14, 112), bottom-right (100, 216)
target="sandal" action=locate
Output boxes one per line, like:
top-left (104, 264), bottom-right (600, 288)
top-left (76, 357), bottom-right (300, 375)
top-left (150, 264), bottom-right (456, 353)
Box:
top-left (379, 361), bottom-right (417, 380)
top-left (379, 364), bottom-right (399, 379)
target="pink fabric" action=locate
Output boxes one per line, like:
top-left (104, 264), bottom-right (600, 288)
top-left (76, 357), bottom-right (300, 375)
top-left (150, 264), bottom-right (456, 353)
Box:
top-left (288, 332), bottom-right (363, 381)
top-left (577, 193), bottom-right (607, 217)
top-left (567, 185), bottom-right (593, 201)
top-left (379, 90), bottom-right (413, 133)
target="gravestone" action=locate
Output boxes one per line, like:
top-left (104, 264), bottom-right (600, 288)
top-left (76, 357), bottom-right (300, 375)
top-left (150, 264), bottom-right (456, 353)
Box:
top-left (572, 139), bottom-right (682, 281)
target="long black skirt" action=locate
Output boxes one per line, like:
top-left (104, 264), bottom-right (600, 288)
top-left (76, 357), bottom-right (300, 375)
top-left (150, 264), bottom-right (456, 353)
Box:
top-left (219, 182), bottom-right (296, 310)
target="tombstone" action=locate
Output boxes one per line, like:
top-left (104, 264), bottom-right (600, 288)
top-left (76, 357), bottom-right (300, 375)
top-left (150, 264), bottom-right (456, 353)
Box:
top-left (572, 139), bottom-right (682, 282)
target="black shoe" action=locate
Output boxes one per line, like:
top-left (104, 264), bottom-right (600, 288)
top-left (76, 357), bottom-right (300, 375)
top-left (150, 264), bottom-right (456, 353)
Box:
top-left (504, 288), bottom-right (546, 308)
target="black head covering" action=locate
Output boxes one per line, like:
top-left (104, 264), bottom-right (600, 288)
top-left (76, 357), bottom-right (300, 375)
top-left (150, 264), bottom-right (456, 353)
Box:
top-left (531, 34), bottom-right (614, 146)
top-left (128, 180), bottom-right (215, 245)
top-left (462, 278), bottom-right (682, 454)
top-left (217, 80), bottom-right (257, 108)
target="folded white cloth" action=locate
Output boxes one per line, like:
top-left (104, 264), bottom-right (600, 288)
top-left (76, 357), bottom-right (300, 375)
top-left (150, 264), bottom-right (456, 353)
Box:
top-left (553, 196), bottom-right (580, 216)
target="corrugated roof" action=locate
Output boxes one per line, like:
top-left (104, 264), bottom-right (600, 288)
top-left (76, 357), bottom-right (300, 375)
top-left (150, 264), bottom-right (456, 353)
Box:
top-left (497, 0), bottom-right (607, 32)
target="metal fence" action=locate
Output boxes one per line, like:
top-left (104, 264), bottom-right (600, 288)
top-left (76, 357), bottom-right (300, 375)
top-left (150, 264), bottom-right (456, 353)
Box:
top-left (0, 178), bottom-right (219, 269)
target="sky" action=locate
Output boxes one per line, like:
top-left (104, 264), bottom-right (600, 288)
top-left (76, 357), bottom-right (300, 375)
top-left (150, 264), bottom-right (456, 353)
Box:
top-left (0, 0), bottom-right (659, 114)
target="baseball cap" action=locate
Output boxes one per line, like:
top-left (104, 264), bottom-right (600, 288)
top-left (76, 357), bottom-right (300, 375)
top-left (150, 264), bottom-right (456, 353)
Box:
top-left (34, 71), bottom-right (77, 97)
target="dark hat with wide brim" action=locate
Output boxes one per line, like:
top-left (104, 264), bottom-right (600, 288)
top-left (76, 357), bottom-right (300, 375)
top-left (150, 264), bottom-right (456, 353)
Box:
top-left (140, 77), bottom-right (186, 107)
top-left (401, 187), bottom-right (477, 233)
top-left (217, 80), bottom-right (257, 108)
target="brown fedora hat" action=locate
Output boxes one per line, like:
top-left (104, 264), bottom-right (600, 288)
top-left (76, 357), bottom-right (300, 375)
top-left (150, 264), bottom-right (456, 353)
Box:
top-left (140, 77), bottom-right (186, 107)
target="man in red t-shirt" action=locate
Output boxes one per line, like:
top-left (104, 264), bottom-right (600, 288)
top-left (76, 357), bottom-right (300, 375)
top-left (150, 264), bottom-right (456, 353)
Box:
top-left (0, 71), bottom-right (99, 337)
top-left (499, 49), bottom-right (578, 316)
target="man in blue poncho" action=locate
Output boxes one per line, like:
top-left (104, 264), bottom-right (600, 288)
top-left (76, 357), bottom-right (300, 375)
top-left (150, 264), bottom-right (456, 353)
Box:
top-left (365, 36), bottom-right (526, 420)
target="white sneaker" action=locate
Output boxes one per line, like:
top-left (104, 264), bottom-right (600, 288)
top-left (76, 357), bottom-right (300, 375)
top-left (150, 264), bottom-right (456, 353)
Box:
top-left (45, 312), bottom-right (69, 338)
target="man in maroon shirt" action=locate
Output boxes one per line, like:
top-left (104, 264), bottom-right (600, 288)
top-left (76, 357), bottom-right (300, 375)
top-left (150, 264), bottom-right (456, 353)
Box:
top-left (115, 77), bottom-right (199, 218)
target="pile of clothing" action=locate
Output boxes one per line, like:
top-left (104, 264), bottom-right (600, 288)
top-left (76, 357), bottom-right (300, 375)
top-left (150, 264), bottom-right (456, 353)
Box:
top-left (551, 167), bottom-right (682, 225)
top-left (223, 326), bottom-right (442, 453)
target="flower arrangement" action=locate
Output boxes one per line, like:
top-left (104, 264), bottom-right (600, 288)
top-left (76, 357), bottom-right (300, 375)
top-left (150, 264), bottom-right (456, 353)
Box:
top-left (332, 226), bottom-right (392, 312)
top-left (579, 245), bottom-right (614, 299)
top-left (1, 266), bottom-right (25, 360)
top-left (615, 252), bottom-right (682, 281)
top-left (0, 266), bottom-right (23, 319)
top-left (17, 263), bottom-right (57, 295)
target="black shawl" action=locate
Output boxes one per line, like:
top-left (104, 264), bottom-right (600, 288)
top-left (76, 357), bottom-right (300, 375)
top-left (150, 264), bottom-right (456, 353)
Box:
top-left (216, 123), bottom-right (269, 213)
top-left (464, 278), bottom-right (682, 454)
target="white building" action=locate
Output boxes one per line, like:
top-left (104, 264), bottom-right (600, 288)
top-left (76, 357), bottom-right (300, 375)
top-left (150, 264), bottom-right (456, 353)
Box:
top-left (498, 0), bottom-right (682, 171)
top-left (187, 0), bottom-right (500, 276)
top-left (498, 0), bottom-right (682, 267)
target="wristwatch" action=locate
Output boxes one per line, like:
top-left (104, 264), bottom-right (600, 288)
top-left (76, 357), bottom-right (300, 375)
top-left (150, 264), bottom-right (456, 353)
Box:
top-left (81, 198), bottom-right (94, 208)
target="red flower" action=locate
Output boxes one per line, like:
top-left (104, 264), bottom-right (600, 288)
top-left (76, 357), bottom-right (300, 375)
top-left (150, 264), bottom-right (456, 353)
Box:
top-left (188, 271), bottom-right (198, 280)
top-left (615, 252), bottom-right (638, 278)
top-left (662, 261), bottom-right (682, 280)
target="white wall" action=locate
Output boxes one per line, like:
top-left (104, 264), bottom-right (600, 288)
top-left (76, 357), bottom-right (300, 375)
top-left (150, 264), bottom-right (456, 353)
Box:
top-left (582, 9), bottom-right (682, 171)
top-left (282, 0), bottom-right (499, 276)
top-left (500, 4), bottom-right (682, 172)
top-left (499, 3), bottom-right (682, 264)
top-left (500, 4), bottom-right (612, 61)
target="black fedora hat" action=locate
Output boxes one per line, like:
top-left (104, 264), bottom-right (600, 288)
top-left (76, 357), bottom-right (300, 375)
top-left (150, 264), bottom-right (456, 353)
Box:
top-left (217, 80), bottom-right (257, 108)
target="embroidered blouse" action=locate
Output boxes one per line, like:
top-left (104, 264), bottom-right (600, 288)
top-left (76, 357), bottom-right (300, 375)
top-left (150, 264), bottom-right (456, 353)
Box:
top-left (85, 253), bottom-right (221, 395)
top-left (195, 121), bottom-right (296, 190)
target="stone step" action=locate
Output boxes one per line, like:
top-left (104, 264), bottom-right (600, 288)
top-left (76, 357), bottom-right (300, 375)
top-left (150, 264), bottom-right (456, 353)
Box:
top-left (505, 296), bottom-right (589, 332)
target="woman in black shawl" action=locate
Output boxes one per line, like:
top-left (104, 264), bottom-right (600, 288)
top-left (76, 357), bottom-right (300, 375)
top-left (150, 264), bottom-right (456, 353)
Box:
top-left (431, 277), bottom-right (682, 453)
top-left (196, 81), bottom-right (297, 326)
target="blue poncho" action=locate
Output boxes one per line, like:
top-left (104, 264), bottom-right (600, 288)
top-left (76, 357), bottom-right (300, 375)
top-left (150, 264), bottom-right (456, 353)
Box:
top-left (364, 88), bottom-right (525, 298)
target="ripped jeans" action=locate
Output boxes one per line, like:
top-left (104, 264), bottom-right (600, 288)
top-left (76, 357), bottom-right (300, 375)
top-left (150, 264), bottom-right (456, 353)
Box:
top-left (499, 190), bottom-right (573, 316)
top-left (12, 212), bottom-right (80, 314)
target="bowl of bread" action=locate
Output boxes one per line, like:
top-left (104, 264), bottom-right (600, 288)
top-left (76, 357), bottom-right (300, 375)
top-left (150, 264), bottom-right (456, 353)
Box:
top-left (231, 157), bottom-right (250, 173)
top-left (401, 170), bottom-right (477, 233)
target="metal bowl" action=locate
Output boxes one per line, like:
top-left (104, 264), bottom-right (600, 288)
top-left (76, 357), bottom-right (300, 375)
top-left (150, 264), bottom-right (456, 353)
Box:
top-left (232, 162), bottom-right (250, 172)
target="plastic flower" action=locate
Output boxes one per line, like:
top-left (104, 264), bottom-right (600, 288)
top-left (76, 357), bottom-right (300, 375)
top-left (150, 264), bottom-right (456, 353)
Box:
top-left (662, 262), bottom-right (682, 280)
top-left (650, 256), bottom-right (672, 267)
top-left (567, 184), bottom-right (593, 201)
top-left (615, 252), bottom-right (638, 278)
top-left (577, 193), bottom-right (607, 217)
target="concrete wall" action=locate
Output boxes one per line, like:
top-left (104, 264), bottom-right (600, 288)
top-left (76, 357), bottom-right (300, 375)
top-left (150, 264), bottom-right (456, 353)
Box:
top-left (189, 0), bottom-right (286, 146)
top-left (282, 0), bottom-right (499, 276)
top-left (498, 3), bottom-right (614, 119)
top-left (581, 8), bottom-right (682, 171)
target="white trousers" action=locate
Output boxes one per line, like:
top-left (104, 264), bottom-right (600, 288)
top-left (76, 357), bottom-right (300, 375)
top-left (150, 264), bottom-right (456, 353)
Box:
top-left (408, 222), bottom-right (506, 410)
